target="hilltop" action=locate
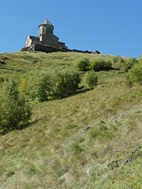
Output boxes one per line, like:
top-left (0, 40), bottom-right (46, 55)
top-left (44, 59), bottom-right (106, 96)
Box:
top-left (0, 51), bottom-right (142, 188)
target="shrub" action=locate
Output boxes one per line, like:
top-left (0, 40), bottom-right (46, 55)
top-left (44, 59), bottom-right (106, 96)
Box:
top-left (126, 63), bottom-right (142, 86)
top-left (74, 58), bottom-right (90, 71)
top-left (23, 70), bottom-right (43, 100)
top-left (112, 56), bottom-right (125, 70)
top-left (138, 55), bottom-right (142, 63)
top-left (37, 74), bottom-right (53, 101)
top-left (91, 59), bottom-right (112, 71)
top-left (52, 70), bottom-right (80, 98)
top-left (112, 56), bottom-right (137, 71)
top-left (123, 58), bottom-right (138, 72)
top-left (113, 56), bottom-right (124, 64)
top-left (83, 70), bottom-right (98, 88)
top-left (0, 80), bottom-right (31, 134)
top-left (26, 70), bottom-right (81, 101)
top-left (0, 61), bottom-right (6, 69)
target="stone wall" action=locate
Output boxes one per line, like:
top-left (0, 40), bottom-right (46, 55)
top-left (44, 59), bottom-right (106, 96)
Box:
top-left (21, 44), bottom-right (96, 54)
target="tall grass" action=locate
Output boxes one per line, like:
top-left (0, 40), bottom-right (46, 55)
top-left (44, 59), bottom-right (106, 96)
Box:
top-left (0, 51), bottom-right (142, 188)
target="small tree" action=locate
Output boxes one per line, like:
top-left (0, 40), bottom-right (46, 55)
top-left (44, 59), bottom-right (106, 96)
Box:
top-left (0, 80), bottom-right (31, 134)
top-left (22, 69), bottom-right (45, 100)
top-left (27, 70), bottom-right (81, 101)
top-left (53, 70), bottom-right (80, 98)
top-left (37, 74), bottom-right (53, 101)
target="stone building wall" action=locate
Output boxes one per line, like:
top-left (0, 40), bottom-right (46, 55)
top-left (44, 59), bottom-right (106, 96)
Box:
top-left (24, 19), bottom-right (67, 49)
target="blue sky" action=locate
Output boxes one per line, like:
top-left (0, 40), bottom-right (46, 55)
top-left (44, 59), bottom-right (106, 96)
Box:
top-left (1, 0), bottom-right (142, 58)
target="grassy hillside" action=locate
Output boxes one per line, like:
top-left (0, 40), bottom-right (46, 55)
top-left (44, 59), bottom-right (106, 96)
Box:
top-left (0, 52), bottom-right (142, 189)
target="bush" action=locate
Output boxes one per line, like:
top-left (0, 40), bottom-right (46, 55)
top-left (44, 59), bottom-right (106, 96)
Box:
top-left (53, 70), bottom-right (80, 98)
top-left (0, 80), bottom-right (31, 134)
top-left (123, 58), bottom-right (138, 72)
top-left (25, 70), bottom-right (81, 101)
top-left (91, 59), bottom-right (112, 71)
top-left (37, 74), bottom-right (53, 101)
top-left (126, 63), bottom-right (142, 86)
top-left (112, 56), bottom-right (137, 71)
top-left (113, 56), bottom-right (124, 64)
top-left (0, 61), bottom-right (6, 69)
top-left (112, 56), bottom-right (125, 70)
top-left (83, 70), bottom-right (98, 88)
top-left (138, 55), bottom-right (142, 63)
top-left (74, 58), bottom-right (90, 71)
top-left (21, 70), bottom-right (44, 100)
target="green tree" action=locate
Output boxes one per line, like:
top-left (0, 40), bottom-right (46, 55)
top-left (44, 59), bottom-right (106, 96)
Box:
top-left (37, 74), bottom-right (53, 101)
top-left (26, 70), bottom-right (81, 101)
top-left (53, 70), bottom-right (80, 98)
top-left (0, 80), bottom-right (31, 134)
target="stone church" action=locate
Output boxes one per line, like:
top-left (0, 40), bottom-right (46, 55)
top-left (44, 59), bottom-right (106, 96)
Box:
top-left (25, 18), bottom-right (67, 49)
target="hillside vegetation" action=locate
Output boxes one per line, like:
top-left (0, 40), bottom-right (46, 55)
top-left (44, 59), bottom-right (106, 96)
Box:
top-left (0, 51), bottom-right (142, 188)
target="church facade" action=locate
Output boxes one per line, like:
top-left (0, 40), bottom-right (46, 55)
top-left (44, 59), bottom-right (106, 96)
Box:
top-left (22, 19), bottom-right (97, 54)
top-left (25, 19), bottom-right (67, 50)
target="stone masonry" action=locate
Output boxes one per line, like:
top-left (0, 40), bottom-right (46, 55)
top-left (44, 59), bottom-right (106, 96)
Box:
top-left (21, 18), bottom-right (100, 54)
top-left (24, 18), bottom-right (67, 50)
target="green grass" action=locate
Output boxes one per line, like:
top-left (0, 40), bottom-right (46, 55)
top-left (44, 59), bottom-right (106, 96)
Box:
top-left (0, 51), bottom-right (142, 188)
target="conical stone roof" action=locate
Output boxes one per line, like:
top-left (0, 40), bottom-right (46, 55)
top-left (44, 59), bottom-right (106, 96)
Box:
top-left (42, 18), bottom-right (52, 25)
top-left (38, 18), bottom-right (54, 28)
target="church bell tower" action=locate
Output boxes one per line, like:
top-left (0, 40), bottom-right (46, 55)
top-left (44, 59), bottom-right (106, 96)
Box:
top-left (38, 18), bottom-right (58, 47)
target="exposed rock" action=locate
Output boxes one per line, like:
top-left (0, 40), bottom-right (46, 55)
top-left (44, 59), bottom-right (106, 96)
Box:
top-left (107, 160), bottom-right (119, 169)
top-left (93, 50), bottom-right (101, 54)
top-left (58, 172), bottom-right (70, 182)
top-left (122, 159), bottom-right (131, 166)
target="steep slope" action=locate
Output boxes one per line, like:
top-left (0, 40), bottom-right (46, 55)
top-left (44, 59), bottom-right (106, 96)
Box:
top-left (0, 52), bottom-right (142, 188)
